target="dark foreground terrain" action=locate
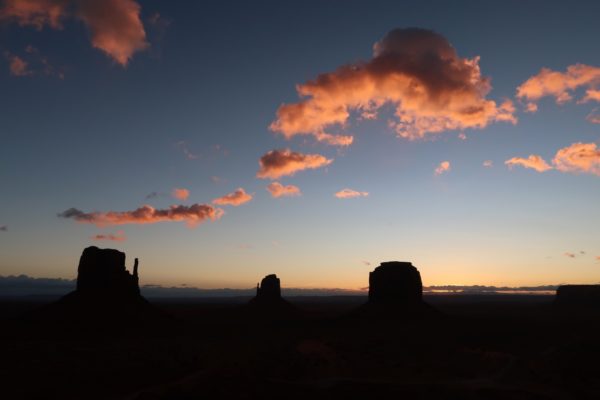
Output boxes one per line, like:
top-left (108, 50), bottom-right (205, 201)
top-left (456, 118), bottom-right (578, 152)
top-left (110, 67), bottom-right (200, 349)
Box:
top-left (1, 295), bottom-right (599, 399)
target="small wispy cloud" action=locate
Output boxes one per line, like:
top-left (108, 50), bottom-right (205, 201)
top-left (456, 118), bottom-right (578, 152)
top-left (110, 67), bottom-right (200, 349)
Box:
top-left (266, 182), bottom-right (301, 198)
top-left (564, 252), bottom-right (576, 258)
top-left (213, 188), bottom-right (253, 206)
top-left (335, 189), bottom-right (369, 199)
top-left (483, 160), bottom-right (493, 168)
top-left (91, 231), bottom-right (126, 242)
top-left (172, 188), bottom-right (190, 201)
top-left (434, 161), bottom-right (451, 176)
top-left (0, 225), bottom-right (7, 232)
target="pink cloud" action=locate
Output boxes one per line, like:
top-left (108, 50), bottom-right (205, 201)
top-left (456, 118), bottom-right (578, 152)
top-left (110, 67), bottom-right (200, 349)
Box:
top-left (582, 89), bottom-right (600, 103)
top-left (257, 149), bottom-right (333, 180)
top-left (483, 160), bottom-right (493, 168)
top-left (516, 64), bottom-right (600, 108)
top-left (434, 161), bottom-right (451, 176)
top-left (266, 182), bottom-right (301, 198)
top-left (171, 188), bottom-right (190, 201)
top-left (505, 155), bottom-right (552, 172)
top-left (6, 54), bottom-right (31, 76)
top-left (564, 252), bottom-right (576, 258)
top-left (58, 204), bottom-right (224, 227)
top-left (335, 188), bottom-right (369, 199)
top-left (587, 109), bottom-right (600, 124)
top-left (0, 0), bottom-right (148, 66)
top-left (552, 142), bottom-right (600, 176)
top-left (0, 0), bottom-right (68, 29)
top-left (458, 133), bottom-right (467, 140)
top-left (213, 188), bottom-right (253, 206)
top-left (91, 231), bottom-right (126, 242)
top-left (270, 28), bottom-right (516, 145)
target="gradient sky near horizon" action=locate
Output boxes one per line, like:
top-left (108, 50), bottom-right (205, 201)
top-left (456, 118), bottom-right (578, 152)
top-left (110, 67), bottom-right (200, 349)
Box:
top-left (1, 0), bottom-right (599, 290)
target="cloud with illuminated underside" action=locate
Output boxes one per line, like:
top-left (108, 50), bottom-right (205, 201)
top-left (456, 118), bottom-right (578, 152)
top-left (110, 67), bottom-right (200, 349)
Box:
top-left (0, 0), bottom-right (148, 66)
top-left (58, 204), bottom-right (224, 227)
top-left (516, 64), bottom-right (600, 117)
top-left (270, 27), bottom-right (515, 146)
top-left (266, 182), bottom-right (301, 198)
top-left (257, 149), bottom-right (332, 179)
top-left (506, 142), bottom-right (600, 176)
top-left (213, 188), bottom-right (253, 206)
top-left (335, 189), bottom-right (368, 199)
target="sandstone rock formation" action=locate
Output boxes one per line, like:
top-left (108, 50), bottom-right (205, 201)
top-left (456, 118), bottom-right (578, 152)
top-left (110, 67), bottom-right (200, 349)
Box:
top-left (368, 261), bottom-right (423, 305)
top-left (33, 246), bottom-right (164, 326)
top-left (255, 274), bottom-right (282, 302)
top-left (555, 285), bottom-right (600, 310)
top-left (76, 246), bottom-right (140, 296)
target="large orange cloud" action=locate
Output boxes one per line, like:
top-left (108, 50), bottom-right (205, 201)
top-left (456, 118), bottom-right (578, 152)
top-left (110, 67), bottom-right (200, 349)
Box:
top-left (516, 64), bottom-right (600, 109)
top-left (505, 155), bottom-right (552, 172)
top-left (213, 188), bottom-right (253, 206)
top-left (552, 142), bottom-right (600, 176)
top-left (506, 142), bottom-right (600, 176)
top-left (270, 28), bottom-right (516, 145)
top-left (0, 0), bottom-right (148, 66)
top-left (58, 204), bottom-right (224, 227)
top-left (266, 182), bottom-right (301, 198)
top-left (257, 149), bottom-right (333, 179)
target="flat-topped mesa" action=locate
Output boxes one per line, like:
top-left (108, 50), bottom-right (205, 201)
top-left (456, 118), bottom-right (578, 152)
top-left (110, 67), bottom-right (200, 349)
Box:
top-left (76, 246), bottom-right (140, 297)
top-left (368, 261), bottom-right (423, 305)
top-left (555, 285), bottom-right (600, 309)
top-left (255, 274), bottom-right (282, 302)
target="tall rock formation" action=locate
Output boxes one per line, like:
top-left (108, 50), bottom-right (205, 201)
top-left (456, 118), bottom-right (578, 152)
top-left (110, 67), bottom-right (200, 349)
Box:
top-left (76, 246), bottom-right (140, 296)
top-left (368, 261), bottom-right (423, 305)
top-left (248, 274), bottom-right (296, 316)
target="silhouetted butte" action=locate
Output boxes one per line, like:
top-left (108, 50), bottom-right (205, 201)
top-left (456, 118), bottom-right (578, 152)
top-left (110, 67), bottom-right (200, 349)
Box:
top-left (248, 274), bottom-right (296, 316)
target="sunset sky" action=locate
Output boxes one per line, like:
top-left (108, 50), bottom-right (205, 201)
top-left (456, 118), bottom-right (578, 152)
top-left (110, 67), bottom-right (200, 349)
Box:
top-left (1, 0), bottom-right (599, 290)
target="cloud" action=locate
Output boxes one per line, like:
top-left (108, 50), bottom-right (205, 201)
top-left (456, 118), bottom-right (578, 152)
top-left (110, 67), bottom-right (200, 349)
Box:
top-left (257, 149), bottom-right (333, 179)
top-left (516, 64), bottom-right (600, 108)
top-left (171, 188), bottom-right (190, 201)
top-left (75, 0), bottom-right (148, 66)
top-left (552, 142), bottom-right (600, 176)
top-left (266, 182), bottom-right (301, 198)
top-left (145, 191), bottom-right (161, 199)
top-left (0, 225), bottom-right (7, 231)
top-left (91, 231), bottom-right (126, 242)
top-left (335, 188), bottom-right (369, 199)
top-left (458, 133), bottom-right (467, 140)
top-left (483, 160), bottom-right (493, 168)
top-left (6, 53), bottom-right (31, 76)
top-left (175, 141), bottom-right (199, 160)
top-left (0, 0), bottom-right (148, 66)
top-left (58, 204), bottom-right (224, 227)
top-left (596, 256), bottom-right (600, 261)
top-left (434, 161), bottom-right (451, 176)
top-left (270, 28), bottom-right (516, 145)
top-left (0, 0), bottom-right (68, 29)
top-left (564, 252), bottom-right (576, 258)
top-left (213, 188), bottom-right (253, 206)
top-left (587, 109), bottom-right (600, 124)
top-left (505, 155), bottom-right (552, 172)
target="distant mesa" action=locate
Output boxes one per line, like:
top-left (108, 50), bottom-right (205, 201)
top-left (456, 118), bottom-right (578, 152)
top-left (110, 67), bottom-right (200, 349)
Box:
top-left (356, 261), bottom-right (438, 318)
top-left (248, 274), bottom-right (296, 314)
top-left (555, 285), bottom-right (600, 311)
top-left (32, 246), bottom-right (163, 325)
top-left (368, 261), bottom-right (422, 305)
top-left (77, 246), bottom-right (140, 296)
top-left (255, 274), bottom-right (282, 302)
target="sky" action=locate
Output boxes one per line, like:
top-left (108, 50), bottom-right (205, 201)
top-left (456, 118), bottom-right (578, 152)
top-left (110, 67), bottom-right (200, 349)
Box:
top-left (1, 0), bottom-right (599, 290)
